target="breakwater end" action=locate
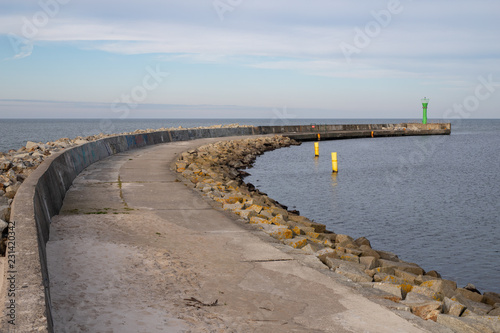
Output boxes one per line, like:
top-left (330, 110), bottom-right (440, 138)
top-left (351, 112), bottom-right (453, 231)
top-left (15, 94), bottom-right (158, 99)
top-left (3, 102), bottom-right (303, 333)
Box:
top-left (1, 122), bottom-right (475, 332)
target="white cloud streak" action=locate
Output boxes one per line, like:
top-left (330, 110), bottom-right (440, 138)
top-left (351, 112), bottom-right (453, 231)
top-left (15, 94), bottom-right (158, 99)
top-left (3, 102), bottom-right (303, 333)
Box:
top-left (0, 0), bottom-right (499, 80)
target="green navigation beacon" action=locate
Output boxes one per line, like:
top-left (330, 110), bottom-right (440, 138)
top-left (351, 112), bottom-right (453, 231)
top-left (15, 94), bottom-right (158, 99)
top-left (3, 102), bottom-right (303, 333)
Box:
top-left (421, 97), bottom-right (429, 124)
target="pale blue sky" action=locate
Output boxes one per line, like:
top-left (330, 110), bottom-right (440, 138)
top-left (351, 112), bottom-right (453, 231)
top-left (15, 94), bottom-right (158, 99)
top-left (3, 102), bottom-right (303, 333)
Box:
top-left (0, 0), bottom-right (499, 118)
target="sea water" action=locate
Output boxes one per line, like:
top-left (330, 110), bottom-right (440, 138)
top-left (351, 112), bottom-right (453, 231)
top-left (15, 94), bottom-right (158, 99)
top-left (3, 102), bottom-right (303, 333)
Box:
top-left (246, 119), bottom-right (500, 293)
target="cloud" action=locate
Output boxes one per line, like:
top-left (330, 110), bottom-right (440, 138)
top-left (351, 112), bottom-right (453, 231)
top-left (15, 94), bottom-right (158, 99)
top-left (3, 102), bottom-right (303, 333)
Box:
top-left (0, 0), bottom-right (498, 81)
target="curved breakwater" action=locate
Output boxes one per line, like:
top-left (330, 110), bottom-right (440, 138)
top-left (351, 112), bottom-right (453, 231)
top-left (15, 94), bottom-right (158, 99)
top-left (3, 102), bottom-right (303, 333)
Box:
top-left (2, 122), bottom-right (498, 333)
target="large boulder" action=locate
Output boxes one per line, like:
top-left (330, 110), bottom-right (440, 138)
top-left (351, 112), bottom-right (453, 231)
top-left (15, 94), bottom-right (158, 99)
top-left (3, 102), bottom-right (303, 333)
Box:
top-left (287, 215), bottom-right (326, 233)
top-left (420, 279), bottom-right (457, 299)
top-left (452, 293), bottom-right (493, 315)
top-left (334, 262), bottom-right (373, 283)
top-left (483, 292), bottom-right (500, 307)
top-left (0, 196), bottom-right (10, 221)
top-left (372, 282), bottom-right (404, 299)
top-left (0, 160), bottom-right (12, 170)
top-left (378, 259), bottom-right (424, 275)
top-left (443, 297), bottom-right (467, 316)
top-left (455, 287), bottom-right (483, 303)
top-left (0, 218), bottom-right (8, 232)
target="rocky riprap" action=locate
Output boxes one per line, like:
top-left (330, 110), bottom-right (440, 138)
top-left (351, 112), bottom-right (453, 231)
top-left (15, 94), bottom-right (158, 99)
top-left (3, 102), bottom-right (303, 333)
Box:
top-left (0, 124), bottom-right (250, 255)
top-left (176, 135), bottom-right (500, 333)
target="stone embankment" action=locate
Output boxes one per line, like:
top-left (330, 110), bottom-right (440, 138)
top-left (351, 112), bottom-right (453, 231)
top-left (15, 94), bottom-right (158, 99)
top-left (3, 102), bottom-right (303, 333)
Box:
top-left (176, 135), bottom-right (500, 333)
top-left (0, 124), bottom-right (247, 254)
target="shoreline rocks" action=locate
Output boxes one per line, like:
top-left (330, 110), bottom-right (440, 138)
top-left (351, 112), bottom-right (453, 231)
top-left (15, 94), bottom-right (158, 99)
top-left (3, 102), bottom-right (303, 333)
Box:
top-left (175, 134), bottom-right (500, 332)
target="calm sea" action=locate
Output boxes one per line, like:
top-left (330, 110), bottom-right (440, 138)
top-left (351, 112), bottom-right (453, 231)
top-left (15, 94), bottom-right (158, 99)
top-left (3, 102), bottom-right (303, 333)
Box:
top-left (1, 118), bottom-right (498, 293)
top-left (247, 119), bottom-right (500, 294)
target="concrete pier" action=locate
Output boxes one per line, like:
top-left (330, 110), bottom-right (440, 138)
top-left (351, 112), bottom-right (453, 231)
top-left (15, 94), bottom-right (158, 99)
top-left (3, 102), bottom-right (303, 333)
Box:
top-left (1, 123), bottom-right (451, 332)
top-left (46, 139), bottom-right (431, 332)
top-left (283, 123), bottom-right (451, 141)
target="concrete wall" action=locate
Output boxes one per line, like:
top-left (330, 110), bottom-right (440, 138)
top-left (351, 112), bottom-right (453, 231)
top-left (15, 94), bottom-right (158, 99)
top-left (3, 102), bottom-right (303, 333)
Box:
top-left (2, 123), bottom-right (450, 332)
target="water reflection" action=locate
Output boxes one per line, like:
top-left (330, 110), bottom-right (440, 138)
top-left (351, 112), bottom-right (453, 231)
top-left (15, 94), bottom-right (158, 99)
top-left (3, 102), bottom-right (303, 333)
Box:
top-left (330, 172), bottom-right (338, 189)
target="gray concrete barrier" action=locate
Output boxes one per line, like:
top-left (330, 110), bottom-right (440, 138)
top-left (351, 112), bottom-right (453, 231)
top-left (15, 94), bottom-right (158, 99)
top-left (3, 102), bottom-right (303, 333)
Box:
top-left (1, 123), bottom-right (450, 332)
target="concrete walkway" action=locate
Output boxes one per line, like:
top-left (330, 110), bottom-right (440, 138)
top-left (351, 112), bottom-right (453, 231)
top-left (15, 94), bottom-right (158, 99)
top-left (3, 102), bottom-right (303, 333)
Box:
top-left (47, 137), bottom-right (430, 332)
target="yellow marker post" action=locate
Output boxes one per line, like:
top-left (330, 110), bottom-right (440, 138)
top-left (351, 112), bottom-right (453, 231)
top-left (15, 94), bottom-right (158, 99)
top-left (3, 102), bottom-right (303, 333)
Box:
top-left (314, 142), bottom-right (319, 156)
top-left (371, 131), bottom-right (374, 138)
top-left (331, 152), bottom-right (338, 173)
top-left (317, 133), bottom-right (321, 141)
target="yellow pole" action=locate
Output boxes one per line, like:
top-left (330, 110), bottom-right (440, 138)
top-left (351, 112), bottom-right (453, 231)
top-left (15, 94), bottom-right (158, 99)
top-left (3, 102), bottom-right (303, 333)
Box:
top-left (317, 133), bottom-right (321, 141)
top-left (314, 142), bottom-right (319, 156)
top-left (371, 131), bottom-right (374, 138)
top-left (331, 152), bottom-right (338, 173)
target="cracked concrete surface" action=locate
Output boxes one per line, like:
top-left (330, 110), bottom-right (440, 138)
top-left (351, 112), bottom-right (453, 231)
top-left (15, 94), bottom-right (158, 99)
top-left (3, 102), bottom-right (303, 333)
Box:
top-left (47, 137), bottom-right (430, 332)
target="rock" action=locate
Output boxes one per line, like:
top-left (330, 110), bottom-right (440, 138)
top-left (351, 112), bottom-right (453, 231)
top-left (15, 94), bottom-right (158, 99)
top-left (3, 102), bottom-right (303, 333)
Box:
top-left (344, 248), bottom-right (363, 256)
top-left (415, 274), bottom-right (439, 285)
top-left (437, 314), bottom-right (500, 333)
top-left (372, 282), bottom-right (403, 299)
top-left (373, 273), bottom-right (389, 282)
top-left (461, 315), bottom-right (500, 333)
top-left (283, 237), bottom-right (308, 249)
top-left (451, 293), bottom-right (493, 315)
top-left (0, 160), bottom-right (12, 170)
top-left (262, 225), bottom-right (292, 240)
top-left (236, 209), bottom-right (258, 220)
top-left (426, 270), bottom-right (442, 278)
top-left (437, 315), bottom-right (483, 333)
top-left (464, 283), bottom-right (481, 295)
top-left (483, 292), bottom-right (500, 307)
top-left (378, 259), bottom-right (424, 275)
top-left (246, 204), bottom-right (263, 214)
top-left (404, 291), bottom-right (436, 303)
top-left (420, 279), bottom-right (457, 299)
top-left (381, 274), bottom-right (407, 285)
top-left (411, 285), bottom-right (444, 301)
top-left (334, 262), bottom-right (373, 283)
top-left (5, 169), bottom-right (16, 182)
top-left (359, 256), bottom-right (378, 270)
top-left (443, 297), bottom-right (467, 316)
top-left (301, 243), bottom-right (325, 254)
top-left (249, 216), bottom-right (271, 225)
top-left (425, 309), bottom-right (441, 322)
top-left (258, 210), bottom-right (273, 219)
top-left (25, 141), bottom-right (40, 150)
top-left (488, 307), bottom-right (500, 316)
top-left (456, 287), bottom-right (484, 303)
top-left (354, 236), bottom-right (371, 247)
top-left (0, 196), bottom-right (10, 221)
top-left (393, 269), bottom-right (418, 284)
top-left (13, 153), bottom-right (30, 159)
top-left (315, 248), bottom-right (336, 262)
top-left (407, 300), bottom-right (442, 321)
top-left (222, 202), bottom-right (244, 211)
top-left (267, 206), bottom-right (288, 217)
top-left (322, 256), bottom-right (344, 270)
top-left (366, 266), bottom-right (395, 277)
top-left (359, 245), bottom-right (381, 259)
top-left (335, 234), bottom-right (354, 244)
top-left (288, 215), bottom-right (326, 233)
top-left (335, 250), bottom-right (360, 263)
top-left (0, 219), bottom-right (8, 232)
top-left (5, 183), bottom-right (21, 199)
top-left (376, 250), bottom-right (399, 261)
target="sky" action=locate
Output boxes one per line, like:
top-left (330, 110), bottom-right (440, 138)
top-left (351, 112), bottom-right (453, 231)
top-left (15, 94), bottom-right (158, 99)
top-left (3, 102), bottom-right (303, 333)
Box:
top-left (0, 0), bottom-right (499, 119)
